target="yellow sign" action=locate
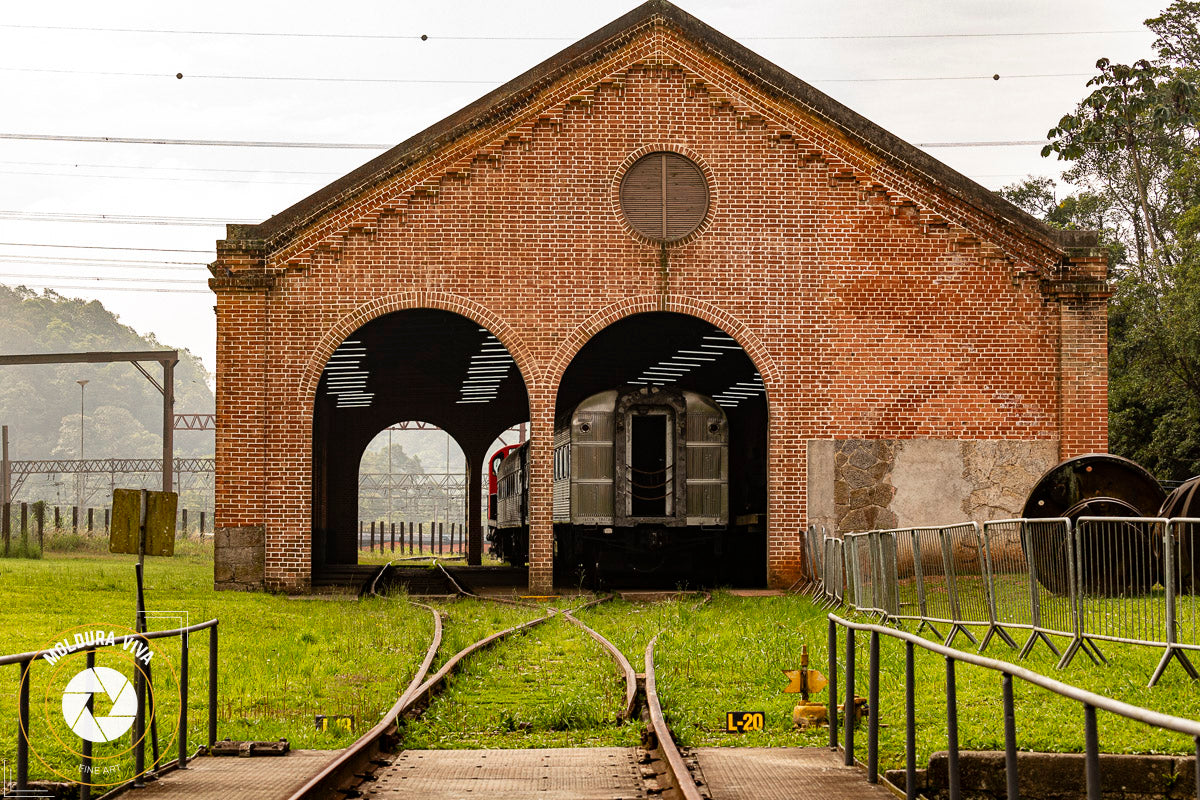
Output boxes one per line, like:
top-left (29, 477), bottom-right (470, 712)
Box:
top-left (109, 489), bottom-right (177, 556)
top-left (782, 668), bottom-right (828, 694)
top-left (725, 711), bottom-right (764, 733)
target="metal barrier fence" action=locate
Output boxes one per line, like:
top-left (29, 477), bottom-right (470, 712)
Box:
top-left (2, 618), bottom-right (219, 796)
top-left (806, 517), bottom-right (1200, 686)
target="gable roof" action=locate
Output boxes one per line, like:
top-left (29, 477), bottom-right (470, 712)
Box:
top-left (225, 0), bottom-right (1094, 254)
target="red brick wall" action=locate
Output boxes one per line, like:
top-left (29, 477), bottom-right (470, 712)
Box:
top-left (212, 21), bottom-right (1108, 593)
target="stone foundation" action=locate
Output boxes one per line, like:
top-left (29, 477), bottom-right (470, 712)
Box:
top-left (214, 525), bottom-right (265, 591)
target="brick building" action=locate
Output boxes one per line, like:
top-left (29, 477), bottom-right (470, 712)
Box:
top-left (210, 0), bottom-right (1108, 593)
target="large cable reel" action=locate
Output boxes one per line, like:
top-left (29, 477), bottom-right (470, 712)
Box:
top-left (1021, 454), bottom-right (1165, 596)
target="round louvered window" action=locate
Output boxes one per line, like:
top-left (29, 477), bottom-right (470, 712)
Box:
top-left (618, 152), bottom-right (709, 243)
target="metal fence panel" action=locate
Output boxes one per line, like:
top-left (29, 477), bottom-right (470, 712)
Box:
top-left (1172, 518), bottom-right (1200, 649)
top-left (1074, 517), bottom-right (1168, 647)
top-left (823, 536), bottom-right (844, 607)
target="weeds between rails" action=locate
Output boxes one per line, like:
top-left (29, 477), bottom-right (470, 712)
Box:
top-left (291, 574), bottom-right (638, 799)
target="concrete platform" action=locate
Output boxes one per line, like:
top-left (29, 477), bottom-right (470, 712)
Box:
top-left (365, 747), bottom-right (648, 799)
top-left (125, 750), bottom-right (342, 800)
top-left (692, 747), bottom-right (895, 800)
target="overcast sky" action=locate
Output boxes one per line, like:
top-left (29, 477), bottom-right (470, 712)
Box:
top-left (0, 0), bottom-right (1170, 376)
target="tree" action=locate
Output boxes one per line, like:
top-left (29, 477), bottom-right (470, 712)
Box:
top-left (1031, 1), bottom-right (1200, 482)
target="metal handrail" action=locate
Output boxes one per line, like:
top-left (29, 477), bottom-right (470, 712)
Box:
top-left (828, 613), bottom-right (1200, 800)
top-left (5, 618), bottom-right (219, 796)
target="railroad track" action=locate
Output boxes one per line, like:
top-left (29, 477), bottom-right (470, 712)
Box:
top-left (286, 570), bottom-right (658, 800)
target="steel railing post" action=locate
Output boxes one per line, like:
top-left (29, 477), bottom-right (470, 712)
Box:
top-left (208, 623), bottom-right (218, 747)
top-left (1002, 672), bottom-right (1017, 800)
top-left (81, 650), bottom-right (94, 800)
top-left (179, 630), bottom-right (189, 769)
top-left (946, 658), bottom-right (960, 800)
top-left (17, 659), bottom-right (30, 790)
top-left (868, 631), bottom-right (880, 783)
top-left (828, 618), bottom-right (838, 749)
top-left (845, 627), bottom-right (855, 766)
top-left (1084, 704), bottom-right (1100, 800)
top-left (133, 651), bottom-right (145, 787)
top-left (905, 641), bottom-right (916, 800)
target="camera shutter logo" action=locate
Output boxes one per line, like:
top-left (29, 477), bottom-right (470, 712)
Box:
top-left (61, 667), bottom-right (138, 743)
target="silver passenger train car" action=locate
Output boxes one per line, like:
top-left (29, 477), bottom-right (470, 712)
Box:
top-left (491, 385), bottom-right (731, 581)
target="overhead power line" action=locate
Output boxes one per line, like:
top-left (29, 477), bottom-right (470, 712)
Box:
top-left (0, 22), bottom-right (1145, 42)
top-left (0, 132), bottom-right (1047, 151)
top-left (0, 254), bottom-right (208, 269)
top-left (0, 241), bottom-right (214, 254)
top-left (0, 159), bottom-right (338, 177)
top-left (0, 64), bottom-right (1091, 85)
top-left (0, 271), bottom-right (207, 285)
top-left (0, 210), bottom-right (257, 226)
top-left (0, 280), bottom-right (211, 295)
top-left (0, 133), bottom-right (388, 149)
top-left (0, 66), bottom-right (498, 85)
top-left (0, 167), bottom-right (319, 186)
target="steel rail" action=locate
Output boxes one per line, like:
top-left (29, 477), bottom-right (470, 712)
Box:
top-left (644, 634), bottom-right (704, 800)
top-left (285, 601), bottom-right (443, 800)
top-left (827, 614), bottom-right (1200, 737)
top-left (563, 602), bottom-right (638, 720)
top-left (287, 609), bottom-right (550, 799)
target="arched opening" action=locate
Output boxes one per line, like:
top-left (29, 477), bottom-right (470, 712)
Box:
top-left (356, 422), bottom-right (467, 559)
top-left (311, 309), bottom-right (529, 580)
top-left (490, 311), bottom-right (767, 588)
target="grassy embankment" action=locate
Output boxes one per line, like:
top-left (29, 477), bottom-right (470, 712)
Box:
top-left (577, 593), bottom-right (1200, 773)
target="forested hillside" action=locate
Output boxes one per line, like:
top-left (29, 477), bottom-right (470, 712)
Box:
top-left (0, 285), bottom-right (214, 459)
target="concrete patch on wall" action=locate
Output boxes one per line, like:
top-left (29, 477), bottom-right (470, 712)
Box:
top-left (891, 440), bottom-right (974, 528)
top-left (806, 439), bottom-right (837, 533)
top-left (811, 439), bottom-right (1060, 534)
top-left (960, 439), bottom-right (1058, 520)
top-left (215, 525), bottom-right (265, 591)
top-left (833, 440), bottom-right (898, 532)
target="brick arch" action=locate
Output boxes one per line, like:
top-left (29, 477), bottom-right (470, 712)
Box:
top-left (543, 294), bottom-right (781, 402)
top-left (298, 290), bottom-right (537, 403)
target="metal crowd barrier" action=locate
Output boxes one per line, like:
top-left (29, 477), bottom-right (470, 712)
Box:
top-left (805, 516), bottom-right (1200, 686)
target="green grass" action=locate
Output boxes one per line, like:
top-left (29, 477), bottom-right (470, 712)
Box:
top-left (0, 545), bottom-right (447, 786)
top-left (402, 614), bottom-right (639, 750)
top-left (578, 592), bottom-right (1200, 772)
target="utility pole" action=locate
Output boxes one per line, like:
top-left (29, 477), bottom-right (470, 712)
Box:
top-left (76, 379), bottom-right (88, 525)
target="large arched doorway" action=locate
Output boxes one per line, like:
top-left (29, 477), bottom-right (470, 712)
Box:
top-left (311, 309), bottom-right (529, 578)
top-left (546, 311), bottom-right (768, 587)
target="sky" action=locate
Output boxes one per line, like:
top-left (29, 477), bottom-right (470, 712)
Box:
top-left (0, 0), bottom-right (1171, 375)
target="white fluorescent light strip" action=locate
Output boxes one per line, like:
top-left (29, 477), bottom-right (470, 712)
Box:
top-left (457, 400), bottom-right (490, 404)
top-left (628, 380), bottom-right (649, 384)
top-left (674, 356), bottom-right (715, 362)
top-left (462, 389), bottom-right (497, 395)
top-left (701, 344), bottom-right (742, 350)
top-left (680, 349), bottom-right (724, 356)
top-left (736, 382), bottom-right (765, 387)
top-left (338, 403), bottom-right (371, 408)
top-left (468, 367), bottom-right (509, 373)
top-left (649, 366), bottom-right (689, 372)
top-left (324, 364), bottom-right (361, 371)
top-left (704, 336), bottom-right (737, 342)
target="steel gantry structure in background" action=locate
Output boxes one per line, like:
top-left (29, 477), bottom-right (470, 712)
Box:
top-left (0, 350), bottom-right (179, 499)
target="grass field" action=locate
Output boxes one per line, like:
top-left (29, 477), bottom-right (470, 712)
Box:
top-left (578, 593), bottom-right (1200, 773)
top-left (4, 544), bottom-right (1199, 786)
top-left (0, 545), bottom-right (538, 786)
